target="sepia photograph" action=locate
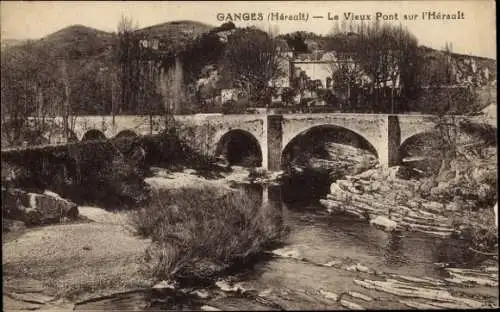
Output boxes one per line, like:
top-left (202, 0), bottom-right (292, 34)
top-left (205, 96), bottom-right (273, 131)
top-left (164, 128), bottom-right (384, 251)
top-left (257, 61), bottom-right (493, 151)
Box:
top-left (1, 0), bottom-right (497, 310)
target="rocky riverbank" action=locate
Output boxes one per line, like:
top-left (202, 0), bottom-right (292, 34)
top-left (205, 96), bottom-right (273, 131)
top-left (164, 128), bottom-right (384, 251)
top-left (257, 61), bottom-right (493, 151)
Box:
top-left (2, 206), bottom-right (152, 311)
top-left (319, 163), bottom-right (498, 252)
top-left (320, 166), bottom-right (459, 236)
top-left (320, 164), bottom-right (498, 240)
top-left (145, 165), bottom-right (283, 190)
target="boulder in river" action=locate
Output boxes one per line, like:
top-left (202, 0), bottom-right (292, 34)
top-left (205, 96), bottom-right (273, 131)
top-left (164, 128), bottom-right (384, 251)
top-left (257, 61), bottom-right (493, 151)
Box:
top-left (152, 280), bottom-right (178, 290)
top-left (270, 247), bottom-right (305, 261)
top-left (201, 305), bottom-right (221, 311)
top-left (2, 187), bottom-right (79, 226)
top-left (369, 216), bottom-right (398, 232)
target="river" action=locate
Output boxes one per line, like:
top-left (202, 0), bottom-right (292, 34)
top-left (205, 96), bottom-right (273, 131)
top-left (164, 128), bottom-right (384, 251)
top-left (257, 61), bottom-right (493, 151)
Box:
top-left (75, 171), bottom-right (498, 310)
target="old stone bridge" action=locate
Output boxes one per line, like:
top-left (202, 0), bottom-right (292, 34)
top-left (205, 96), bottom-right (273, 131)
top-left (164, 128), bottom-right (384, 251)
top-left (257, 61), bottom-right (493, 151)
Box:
top-left (6, 113), bottom-right (496, 171)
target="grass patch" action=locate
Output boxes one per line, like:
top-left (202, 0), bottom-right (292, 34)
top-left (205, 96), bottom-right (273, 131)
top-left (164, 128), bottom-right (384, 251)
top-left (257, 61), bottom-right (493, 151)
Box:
top-left (130, 186), bottom-right (287, 285)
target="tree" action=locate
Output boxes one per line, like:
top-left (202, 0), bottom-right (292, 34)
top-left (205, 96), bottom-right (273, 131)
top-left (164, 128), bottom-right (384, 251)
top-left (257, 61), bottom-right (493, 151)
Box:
top-left (220, 27), bottom-right (284, 107)
top-left (281, 87), bottom-right (298, 107)
top-left (324, 21), bottom-right (420, 113)
top-left (116, 15), bottom-right (140, 114)
top-left (1, 41), bottom-right (65, 146)
top-left (326, 54), bottom-right (366, 111)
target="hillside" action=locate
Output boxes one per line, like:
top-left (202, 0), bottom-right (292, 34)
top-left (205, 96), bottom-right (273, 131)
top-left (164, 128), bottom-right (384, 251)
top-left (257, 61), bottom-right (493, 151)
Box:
top-left (4, 21), bottom-right (495, 69)
top-left (37, 25), bottom-right (115, 59)
top-left (419, 45), bottom-right (496, 82)
top-left (2, 20), bottom-right (213, 60)
top-left (1, 38), bottom-right (30, 50)
top-left (134, 20), bottom-right (213, 53)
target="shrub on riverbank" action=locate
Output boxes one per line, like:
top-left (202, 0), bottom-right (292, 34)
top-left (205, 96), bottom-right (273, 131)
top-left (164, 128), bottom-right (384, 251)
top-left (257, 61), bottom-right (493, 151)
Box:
top-left (451, 206), bottom-right (498, 254)
top-left (435, 207), bottom-right (497, 266)
top-left (1, 140), bottom-right (152, 209)
top-left (131, 186), bottom-right (286, 284)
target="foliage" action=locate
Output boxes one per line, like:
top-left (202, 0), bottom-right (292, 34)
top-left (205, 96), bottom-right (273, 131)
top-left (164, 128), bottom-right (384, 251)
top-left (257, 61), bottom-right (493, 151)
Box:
top-left (448, 206), bottom-right (498, 256)
top-left (131, 186), bottom-right (286, 283)
top-left (214, 21), bottom-right (236, 32)
top-left (221, 99), bottom-right (247, 114)
top-left (323, 21), bottom-right (420, 113)
top-left (219, 27), bottom-right (284, 105)
top-left (1, 139), bottom-right (152, 208)
top-left (281, 31), bottom-right (309, 53)
top-left (1, 41), bottom-right (65, 146)
top-left (280, 87), bottom-right (298, 106)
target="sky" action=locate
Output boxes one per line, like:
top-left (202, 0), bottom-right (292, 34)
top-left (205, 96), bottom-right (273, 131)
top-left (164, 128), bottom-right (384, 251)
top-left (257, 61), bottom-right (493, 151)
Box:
top-left (1, 1), bottom-right (496, 58)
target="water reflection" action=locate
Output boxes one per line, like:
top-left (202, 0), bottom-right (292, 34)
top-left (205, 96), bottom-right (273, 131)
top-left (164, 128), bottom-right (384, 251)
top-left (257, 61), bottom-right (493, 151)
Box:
top-left (235, 179), bottom-right (475, 278)
top-left (280, 170), bottom-right (331, 205)
top-left (383, 232), bottom-right (409, 266)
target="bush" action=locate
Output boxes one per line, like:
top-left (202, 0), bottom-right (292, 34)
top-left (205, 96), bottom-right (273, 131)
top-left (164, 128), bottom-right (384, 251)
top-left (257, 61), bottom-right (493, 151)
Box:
top-left (446, 206), bottom-right (498, 261)
top-left (131, 186), bottom-right (286, 283)
top-left (1, 140), bottom-right (151, 209)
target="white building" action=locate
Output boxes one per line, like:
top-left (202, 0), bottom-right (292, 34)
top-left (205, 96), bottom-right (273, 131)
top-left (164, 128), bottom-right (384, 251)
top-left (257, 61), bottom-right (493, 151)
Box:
top-left (291, 61), bottom-right (331, 88)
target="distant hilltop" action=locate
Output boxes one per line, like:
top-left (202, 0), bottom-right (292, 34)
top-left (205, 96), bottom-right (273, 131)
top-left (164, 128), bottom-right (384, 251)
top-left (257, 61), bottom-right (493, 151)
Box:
top-left (1, 19), bottom-right (496, 62)
top-left (1, 20), bottom-right (214, 58)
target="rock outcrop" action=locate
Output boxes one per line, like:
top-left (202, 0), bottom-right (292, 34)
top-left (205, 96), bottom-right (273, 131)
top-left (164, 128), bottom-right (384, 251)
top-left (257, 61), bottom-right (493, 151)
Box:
top-left (2, 187), bottom-right (79, 226)
top-left (320, 166), bottom-right (458, 236)
top-left (369, 216), bottom-right (398, 232)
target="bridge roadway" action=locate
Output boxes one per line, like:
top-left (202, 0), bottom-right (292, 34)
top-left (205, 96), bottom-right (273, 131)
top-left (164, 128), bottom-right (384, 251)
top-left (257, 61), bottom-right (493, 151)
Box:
top-left (1, 113), bottom-right (496, 171)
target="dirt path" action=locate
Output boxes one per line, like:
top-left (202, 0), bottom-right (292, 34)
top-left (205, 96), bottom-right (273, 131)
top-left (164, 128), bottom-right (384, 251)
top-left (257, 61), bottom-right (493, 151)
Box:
top-left (2, 207), bottom-right (153, 311)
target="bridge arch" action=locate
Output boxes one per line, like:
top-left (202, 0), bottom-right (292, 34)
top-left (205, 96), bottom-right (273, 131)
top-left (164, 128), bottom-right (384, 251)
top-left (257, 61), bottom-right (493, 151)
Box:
top-left (215, 129), bottom-right (263, 167)
top-left (81, 129), bottom-right (107, 141)
top-left (281, 124), bottom-right (379, 170)
top-left (399, 131), bottom-right (442, 159)
top-left (115, 130), bottom-right (138, 139)
top-left (398, 131), bottom-right (445, 173)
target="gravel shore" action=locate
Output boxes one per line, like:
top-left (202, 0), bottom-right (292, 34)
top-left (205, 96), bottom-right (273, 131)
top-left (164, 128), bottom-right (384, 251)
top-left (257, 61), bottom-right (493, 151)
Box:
top-left (3, 206), bottom-right (153, 310)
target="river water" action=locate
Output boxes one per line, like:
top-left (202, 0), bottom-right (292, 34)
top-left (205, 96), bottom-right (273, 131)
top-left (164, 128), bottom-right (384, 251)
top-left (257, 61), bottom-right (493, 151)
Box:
top-left (76, 174), bottom-right (499, 310)
top-left (240, 182), bottom-right (451, 278)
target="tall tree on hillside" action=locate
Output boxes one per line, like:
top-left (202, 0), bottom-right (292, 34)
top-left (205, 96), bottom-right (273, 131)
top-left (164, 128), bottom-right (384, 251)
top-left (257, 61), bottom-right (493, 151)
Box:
top-left (116, 15), bottom-right (141, 114)
top-left (325, 21), bottom-right (420, 113)
top-left (326, 53), bottom-right (366, 111)
top-left (220, 27), bottom-right (284, 107)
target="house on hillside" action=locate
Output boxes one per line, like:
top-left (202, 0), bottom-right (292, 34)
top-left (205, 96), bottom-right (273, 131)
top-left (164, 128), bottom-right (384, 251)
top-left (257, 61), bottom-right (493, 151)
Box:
top-left (139, 38), bottom-right (160, 50)
top-left (290, 52), bottom-right (331, 88)
top-left (289, 50), bottom-right (362, 89)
